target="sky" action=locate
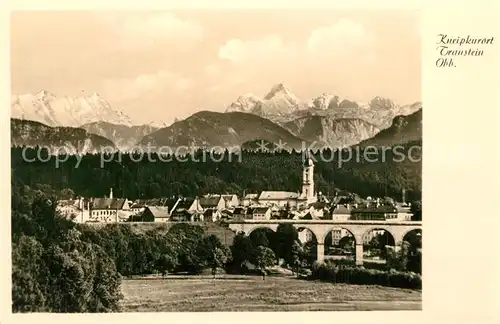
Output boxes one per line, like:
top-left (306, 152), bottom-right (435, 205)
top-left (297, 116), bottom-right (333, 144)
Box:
top-left (11, 10), bottom-right (421, 125)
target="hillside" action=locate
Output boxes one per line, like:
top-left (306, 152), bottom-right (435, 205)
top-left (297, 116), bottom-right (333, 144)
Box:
top-left (284, 116), bottom-right (380, 148)
top-left (10, 118), bottom-right (117, 154)
top-left (11, 145), bottom-right (422, 202)
top-left (137, 111), bottom-right (307, 151)
top-left (80, 121), bottom-right (159, 151)
top-left (358, 109), bottom-right (422, 147)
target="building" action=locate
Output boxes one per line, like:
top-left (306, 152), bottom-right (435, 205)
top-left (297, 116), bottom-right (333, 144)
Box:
top-left (351, 202), bottom-right (413, 221)
top-left (203, 209), bottom-right (222, 222)
top-left (248, 207), bottom-right (271, 220)
top-left (221, 194), bottom-right (240, 209)
top-left (303, 199), bottom-right (330, 219)
top-left (257, 191), bottom-right (300, 208)
top-left (328, 228), bottom-right (352, 246)
top-left (56, 197), bottom-right (90, 223)
top-left (140, 206), bottom-right (170, 222)
top-left (169, 197), bottom-right (203, 222)
top-left (232, 207), bottom-right (251, 220)
top-left (90, 197), bottom-right (130, 223)
top-left (362, 229), bottom-right (386, 245)
top-left (328, 204), bottom-right (352, 221)
top-left (244, 156), bottom-right (318, 209)
top-left (242, 194), bottom-right (259, 206)
top-left (199, 195), bottom-right (226, 211)
top-left (298, 228), bottom-right (315, 243)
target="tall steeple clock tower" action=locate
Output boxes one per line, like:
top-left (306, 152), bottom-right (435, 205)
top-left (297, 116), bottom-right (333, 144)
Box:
top-left (302, 154), bottom-right (315, 203)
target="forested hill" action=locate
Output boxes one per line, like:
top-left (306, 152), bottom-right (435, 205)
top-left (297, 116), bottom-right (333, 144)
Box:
top-left (11, 143), bottom-right (421, 201)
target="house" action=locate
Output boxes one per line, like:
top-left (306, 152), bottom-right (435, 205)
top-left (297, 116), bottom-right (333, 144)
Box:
top-left (257, 191), bottom-right (300, 208)
top-left (232, 207), bottom-right (249, 220)
top-left (242, 194), bottom-right (259, 206)
top-left (304, 201), bottom-right (330, 219)
top-left (221, 194), bottom-right (240, 209)
top-left (140, 206), bottom-right (170, 222)
top-left (199, 195), bottom-right (226, 211)
top-left (300, 211), bottom-right (321, 220)
top-left (328, 204), bottom-right (352, 221)
top-left (350, 202), bottom-right (408, 221)
top-left (56, 197), bottom-right (90, 223)
top-left (90, 197), bottom-right (130, 223)
top-left (130, 197), bottom-right (180, 212)
top-left (298, 228), bottom-right (315, 243)
top-left (248, 207), bottom-right (271, 220)
top-left (327, 228), bottom-right (352, 246)
top-left (169, 197), bottom-right (203, 222)
top-left (362, 229), bottom-right (386, 245)
top-left (203, 209), bottom-right (222, 222)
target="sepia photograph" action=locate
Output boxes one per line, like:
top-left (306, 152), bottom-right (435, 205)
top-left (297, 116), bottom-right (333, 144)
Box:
top-left (10, 9), bottom-right (422, 313)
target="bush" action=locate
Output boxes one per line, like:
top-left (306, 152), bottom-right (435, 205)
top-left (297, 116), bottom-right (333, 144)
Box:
top-left (309, 263), bottom-right (421, 289)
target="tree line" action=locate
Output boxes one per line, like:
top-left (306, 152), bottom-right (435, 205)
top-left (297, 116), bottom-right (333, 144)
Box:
top-left (11, 141), bottom-right (421, 201)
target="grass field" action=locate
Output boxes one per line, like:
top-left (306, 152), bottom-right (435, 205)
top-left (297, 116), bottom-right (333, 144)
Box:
top-left (120, 275), bottom-right (422, 312)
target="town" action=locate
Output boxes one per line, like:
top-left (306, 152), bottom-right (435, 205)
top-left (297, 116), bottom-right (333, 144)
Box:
top-left (56, 157), bottom-right (420, 249)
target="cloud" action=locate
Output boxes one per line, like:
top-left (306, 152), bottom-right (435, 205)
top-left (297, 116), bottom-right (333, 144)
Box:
top-left (306, 18), bottom-right (375, 59)
top-left (100, 13), bottom-right (203, 49)
top-left (218, 34), bottom-right (289, 63)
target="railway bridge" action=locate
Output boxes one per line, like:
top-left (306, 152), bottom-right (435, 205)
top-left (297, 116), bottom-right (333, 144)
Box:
top-left (226, 220), bottom-right (422, 265)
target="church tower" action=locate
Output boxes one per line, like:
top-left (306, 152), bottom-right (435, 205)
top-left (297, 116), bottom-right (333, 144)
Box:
top-left (302, 155), bottom-right (315, 203)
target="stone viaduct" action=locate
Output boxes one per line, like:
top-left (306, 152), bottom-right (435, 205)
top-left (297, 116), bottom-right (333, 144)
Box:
top-left (226, 220), bottom-right (422, 265)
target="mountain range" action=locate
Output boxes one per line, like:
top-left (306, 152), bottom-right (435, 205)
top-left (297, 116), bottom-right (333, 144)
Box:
top-left (137, 111), bottom-right (307, 152)
top-left (358, 109), bottom-right (422, 147)
top-left (11, 90), bottom-right (133, 128)
top-left (11, 118), bottom-right (116, 154)
top-left (225, 83), bottom-right (421, 129)
top-left (79, 122), bottom-right (160, 151)
top-left (11, 84), bottom-right (422, 151)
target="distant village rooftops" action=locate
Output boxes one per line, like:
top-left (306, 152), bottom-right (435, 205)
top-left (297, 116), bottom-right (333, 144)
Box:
top-left (258, 191), bottom-right (299, 200)
top-left (198, 196), bottom-right (223, 209)
top-left (92, 197), bottom-right (127, 210)
top-left (143, 206), bottom-right (169, 219)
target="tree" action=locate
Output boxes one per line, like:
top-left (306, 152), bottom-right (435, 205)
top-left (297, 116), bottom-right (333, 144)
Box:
top-left (385, 242), bottom-right (410, 271)
top-left (250, 230), bottom-right (269, 248)
top-left (275, 224), bottom-right (299, 265)
top-left (11, 235), bottom-right (46, 312)
top-left (289, 240), bottom-right (306, 276)
top-left (58, 188), bottom-right (75, 199)
top-left (155, 253), bottom-right (178, 277)
top-left (338, 235), bottom-right (355, 251)
top-left (198, 234), bottom-right (231, 278)
top-left (410, 201), bottom-right (422, 221)
top-left (253, 246), bottom-right (276, 280)
top-left (229, 232), bottom-right (254, 270)
top-left (11, 192), bottom-right (123, 313)
top-left (209, 247), bottom-right (231, 279)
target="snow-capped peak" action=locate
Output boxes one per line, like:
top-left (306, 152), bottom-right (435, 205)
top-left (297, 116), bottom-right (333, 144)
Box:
top-left (11, 90), bottom-right (134, 128)
top-left (35, 90), bottom-right (55, 100)
top-left (263, 83), bottom-right (294, 100)
top-left (369, 96), bottom-right (398, 110)
top-left (226, 93), bottom-right (262, 113)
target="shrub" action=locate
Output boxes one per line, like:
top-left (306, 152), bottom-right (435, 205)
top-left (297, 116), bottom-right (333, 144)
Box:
top-left (309, 263), bottom-right (421, 289)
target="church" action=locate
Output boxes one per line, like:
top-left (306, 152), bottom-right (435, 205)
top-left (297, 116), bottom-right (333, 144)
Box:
top-left (242, 156), bottom-right (318, 210)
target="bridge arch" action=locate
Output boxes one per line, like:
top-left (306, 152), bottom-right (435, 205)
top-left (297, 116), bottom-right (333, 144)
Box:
top-left (402, 228), bottom-right (422, 242)
top-left (321, 226), bottom-right (358, 245)
top-left (360, 227), bottom-right (396, 246)
top-left (246, 225), bottom-right (277, 237)
top-left (296, 226), bottom-right (318, 243)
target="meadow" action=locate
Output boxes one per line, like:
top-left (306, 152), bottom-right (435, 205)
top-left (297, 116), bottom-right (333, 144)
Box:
top-left (120, 275), bottom-right (422, 312)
